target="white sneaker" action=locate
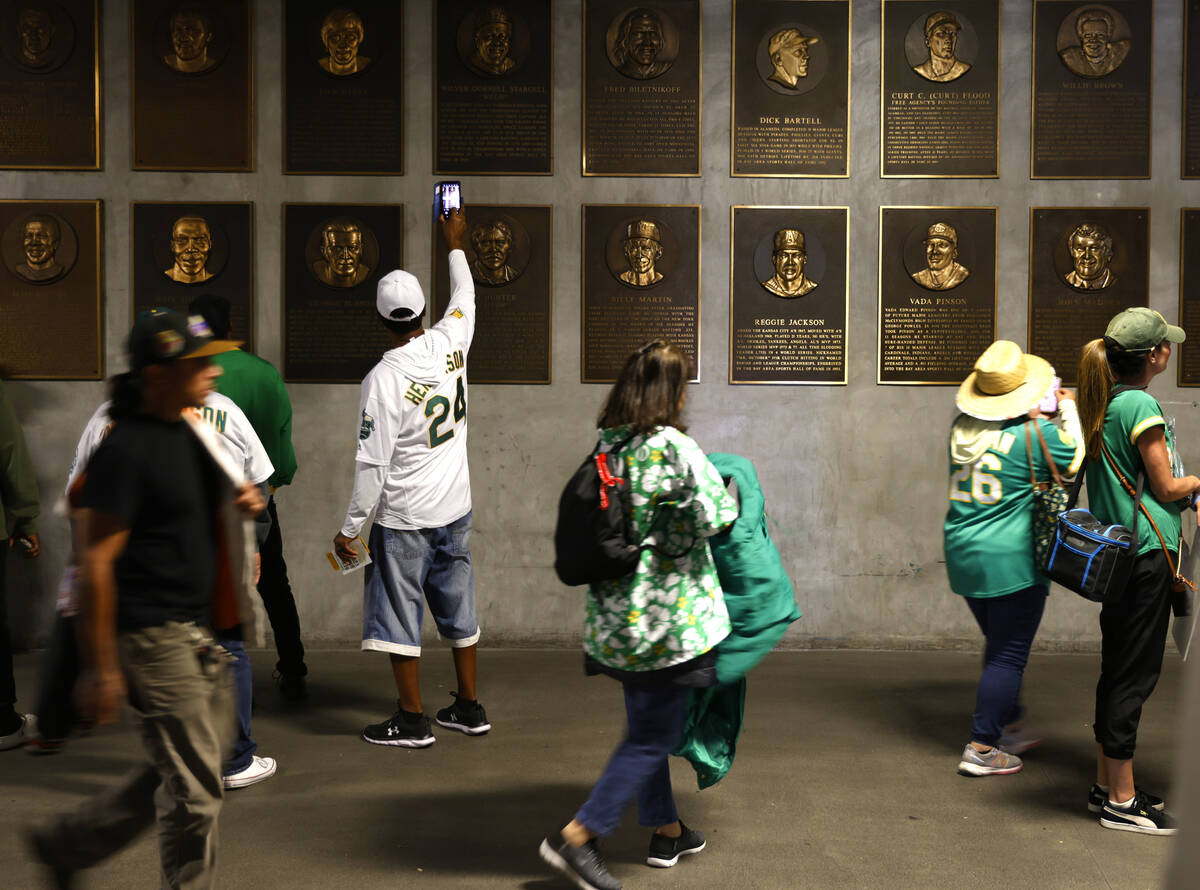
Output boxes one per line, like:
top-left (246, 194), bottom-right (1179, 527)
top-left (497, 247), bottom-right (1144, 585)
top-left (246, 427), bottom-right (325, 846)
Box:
top-left (0, 714), bottom-right (34, 751)
top-left (223, 755), bottom-right (277, 789)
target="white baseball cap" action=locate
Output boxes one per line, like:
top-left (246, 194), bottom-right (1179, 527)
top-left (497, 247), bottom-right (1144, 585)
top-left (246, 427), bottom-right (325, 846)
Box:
top-left (376, 269), bottom-right (425, 321)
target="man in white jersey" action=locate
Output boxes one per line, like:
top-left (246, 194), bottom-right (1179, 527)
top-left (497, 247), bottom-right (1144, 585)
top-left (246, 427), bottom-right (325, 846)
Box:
top-left (332, 207), bottom-right (490, 748)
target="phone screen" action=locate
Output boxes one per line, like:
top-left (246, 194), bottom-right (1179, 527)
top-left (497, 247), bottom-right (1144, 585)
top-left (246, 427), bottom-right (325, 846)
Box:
top-left (434, 181), bottom-right (462, 219)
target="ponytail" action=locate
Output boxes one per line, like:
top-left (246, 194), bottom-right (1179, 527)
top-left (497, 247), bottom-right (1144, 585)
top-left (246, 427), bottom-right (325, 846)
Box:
top-left (108, 371), bottom-right (142, 421)
top-left (1076, 336), bottom-right (1153, 460)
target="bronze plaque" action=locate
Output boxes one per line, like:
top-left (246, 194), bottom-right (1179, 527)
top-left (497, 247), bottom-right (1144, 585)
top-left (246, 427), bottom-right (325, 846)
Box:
top-left (0, 200), bottom-right (101, 379)
top-left (132, 0), bottom-right (253, 171)
top-left (583, 1), bottom-right (701, 176)
top-left (1185, 1), bottom-right (1200, 178)
top-left (582, 205), bottom-right (700, 382)
top-left (731, 1), bottom-right (849, 178)
top-left (132, 202), bottom-right (254, 351)
top-left (284, 2), bottom-right (404, 175)
top-left (730, 206), bottom-right (847, 384)
top-left (282, 203), bottom-right (403, 382)
top-left (878, 207), bottom-right (996, 384)
top-left (431, 206), bottom-right (551, 383)
top-left (881, 0), bottom-right (999, 177)
top-left (1028, 207), bottom-right (1149, 385)
top-left (434, 1), bottom-right (552, 175)
top-left (0, 0), bottom-right (99, 170)
top-left (1032, 1), bottom-right (1151, 179)
top-left (1179, 210), bottom-right (1200, 385)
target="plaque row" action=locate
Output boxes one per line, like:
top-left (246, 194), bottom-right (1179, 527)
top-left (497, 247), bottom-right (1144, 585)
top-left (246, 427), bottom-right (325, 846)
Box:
top-left (3, 201), bottom-right (1199, 389)
top-left (5, 1), bottom-right (1198, 178)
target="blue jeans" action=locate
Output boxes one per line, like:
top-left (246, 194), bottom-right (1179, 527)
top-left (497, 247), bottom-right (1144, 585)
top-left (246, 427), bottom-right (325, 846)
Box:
top-left (575, 682), bottom-right (689, 836)
top-left (964, 585), bottom-right (1048, 746)
top-left (219, 639), bottom-right (256, 775)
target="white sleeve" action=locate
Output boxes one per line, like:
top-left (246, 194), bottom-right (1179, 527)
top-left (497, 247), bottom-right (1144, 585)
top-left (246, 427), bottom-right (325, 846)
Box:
top-left (431, 249), bottom-right (476, 352)
top-left (354, 373), bottom-right (395, 468)
top-left (229, 402), bottom-right (274, 485)
top-left (64, 402), bottom-right (113, 496)
top-left (340, 463), bottom-right (387, 539)
top-left (1058, 399), bottom-right (1085, 476)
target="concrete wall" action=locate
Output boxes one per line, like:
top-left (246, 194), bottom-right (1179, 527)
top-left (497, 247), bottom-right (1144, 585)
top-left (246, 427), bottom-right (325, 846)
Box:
top-left (5, 0), bottom-right (1199, 651)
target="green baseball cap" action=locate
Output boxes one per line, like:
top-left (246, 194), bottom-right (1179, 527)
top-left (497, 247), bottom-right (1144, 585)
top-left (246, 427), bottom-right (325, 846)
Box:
top-left (1104, 307), bottom-right (1185, 352)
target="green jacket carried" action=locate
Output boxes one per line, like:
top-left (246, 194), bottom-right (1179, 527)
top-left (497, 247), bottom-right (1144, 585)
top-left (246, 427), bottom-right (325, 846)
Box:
top-left (673, 452), bottom-right (800, 788)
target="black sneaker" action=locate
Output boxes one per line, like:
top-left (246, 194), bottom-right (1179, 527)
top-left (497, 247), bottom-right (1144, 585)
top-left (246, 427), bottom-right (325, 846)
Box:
top-left (362, 704), bottom-right (435, 748)
top-left (274, 670), bottom-right (308, 702)
top-left (1087, 783), bottom-right (1165, 814)
top-left (1100, 792), bottom-right (1176, 835)
top-left (646, 821), bottom-right (706, 868)
top-left (538, 832), bottom-right (622, 890)
top-left (435, 692), bottom-right (491, 735)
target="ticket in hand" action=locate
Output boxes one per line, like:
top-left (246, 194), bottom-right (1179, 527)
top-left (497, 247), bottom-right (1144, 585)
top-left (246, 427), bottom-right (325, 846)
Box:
top-left (327, 536), bottom-right (372, 575)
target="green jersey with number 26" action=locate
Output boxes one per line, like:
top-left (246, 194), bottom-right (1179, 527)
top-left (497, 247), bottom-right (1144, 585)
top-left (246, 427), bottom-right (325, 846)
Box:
top-left (944, 415), bottom-right (1082, 598)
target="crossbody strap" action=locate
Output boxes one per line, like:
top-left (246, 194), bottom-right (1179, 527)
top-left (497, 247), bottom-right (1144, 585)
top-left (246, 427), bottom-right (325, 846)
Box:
top-left (1025, 421), bottom-right (1066, 491)
top-left (1033, 424), bottom-right (1065, 488)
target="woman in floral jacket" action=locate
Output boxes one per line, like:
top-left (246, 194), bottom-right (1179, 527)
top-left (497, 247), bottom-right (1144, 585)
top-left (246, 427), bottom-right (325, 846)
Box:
top-left (539, 339), bottom-right (739, 890)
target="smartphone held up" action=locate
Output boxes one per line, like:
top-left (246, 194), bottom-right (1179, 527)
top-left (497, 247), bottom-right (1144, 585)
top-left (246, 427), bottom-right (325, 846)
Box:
top-left (434, 181), bottom-right (462, 220)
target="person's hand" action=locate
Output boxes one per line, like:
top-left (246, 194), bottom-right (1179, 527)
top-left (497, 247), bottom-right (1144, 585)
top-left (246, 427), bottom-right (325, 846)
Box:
top-left (10, 533), bottom-right (40, 558)
top-left (441, 206), bottom-right (467, 252)
top-left (333, 532), bottom-right (358, 561)
top-left (234, 482), bottom-right (265, 517)
top-left (1057, 388), bottom-right (1075, 403)
top-left (76, 663), bottom-right (127, 727)
top-left (254, 552), bottom-right (261, 585)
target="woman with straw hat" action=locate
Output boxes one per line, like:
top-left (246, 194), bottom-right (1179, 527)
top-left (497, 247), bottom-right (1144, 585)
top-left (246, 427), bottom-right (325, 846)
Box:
top-left (944, 340), bottom-right (1083, 777)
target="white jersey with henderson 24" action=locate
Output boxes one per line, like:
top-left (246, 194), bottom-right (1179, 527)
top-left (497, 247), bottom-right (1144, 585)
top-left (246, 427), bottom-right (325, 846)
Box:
top-left (342, 249), bottom-right (477, 534)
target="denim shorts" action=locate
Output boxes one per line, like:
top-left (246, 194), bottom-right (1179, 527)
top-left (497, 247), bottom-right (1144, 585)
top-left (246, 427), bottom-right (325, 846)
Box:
top-left (361, 512), bottom-right (479, 656)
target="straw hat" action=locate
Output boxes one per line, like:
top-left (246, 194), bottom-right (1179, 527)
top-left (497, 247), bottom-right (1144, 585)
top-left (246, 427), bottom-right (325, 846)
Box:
top-left (956, 340), bottom-right (1055, 421)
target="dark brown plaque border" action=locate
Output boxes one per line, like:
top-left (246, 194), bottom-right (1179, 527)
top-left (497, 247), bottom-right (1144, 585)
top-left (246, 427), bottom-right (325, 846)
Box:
top-left (282, 0), bottom-right (405, 176)
top-left (1, 199), bottom-right (103, 380)
top-left (430, 204), bottom-right (553, 384)
top-left (580, 204), bottom-right (702, 383)
top-left (876, 204), bottom-right (998, 386)
top-left (433, 1), bottom-right (554, 176)
top-left (879, 0), bottom-right (1001, 179)
top-left (729, 205), bottom-right (849, 384)
top-left (1185, 0), bottom-right (1198, 179)
top-left (130, 201), bottom-right (255, 350)
top-left (1181, 208), bottom-right (1199, 386)
top-left (1029, 0), bottom-right (1153, 181)
top-left (280, 202), bottom-right (403, 384)
top-left (581, 1), bottom-right (704, 178)
top-left (0, 0), bottom-right (101, 171)
top-left (130, 1), bottom-right (255, 172)
top-left (730, 0), bottom-right (852, 180)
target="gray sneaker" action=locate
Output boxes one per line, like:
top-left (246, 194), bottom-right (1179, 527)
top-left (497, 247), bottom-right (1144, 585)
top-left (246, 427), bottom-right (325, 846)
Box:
top-left (957, 743), bottom-right (1023, 776)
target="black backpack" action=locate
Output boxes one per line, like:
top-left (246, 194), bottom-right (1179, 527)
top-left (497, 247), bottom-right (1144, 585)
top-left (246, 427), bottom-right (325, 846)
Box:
top-left (554, 435), bottom-right (639, 586)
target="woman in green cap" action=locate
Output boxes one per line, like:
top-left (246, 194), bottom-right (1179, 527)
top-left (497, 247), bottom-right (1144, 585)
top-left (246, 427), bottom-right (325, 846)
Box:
top-left (1076, 307), bottom-right (1200, 836)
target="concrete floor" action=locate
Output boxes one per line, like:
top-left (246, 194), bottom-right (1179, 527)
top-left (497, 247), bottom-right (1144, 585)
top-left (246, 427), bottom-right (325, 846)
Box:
top-left (0, 649), bottom-right (1184, 889)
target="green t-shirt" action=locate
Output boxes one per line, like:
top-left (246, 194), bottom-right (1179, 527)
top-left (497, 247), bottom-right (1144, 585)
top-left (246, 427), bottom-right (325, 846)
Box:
top-left (212, 349), bottom-right (298, 488)
top-left (1086, 388), bottom-right (1182, 557)
top-left (943, 416), bottom-right (1081, 597)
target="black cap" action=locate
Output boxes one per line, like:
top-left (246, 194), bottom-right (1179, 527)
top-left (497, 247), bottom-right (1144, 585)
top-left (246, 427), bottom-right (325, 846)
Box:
top-left (127, 308), bottom-right (242, 371)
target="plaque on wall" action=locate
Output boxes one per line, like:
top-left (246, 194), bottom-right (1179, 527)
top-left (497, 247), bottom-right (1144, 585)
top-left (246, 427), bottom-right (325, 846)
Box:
top-left (432, 205), bottom-right (551, 383)
top-left (0, 200), bottom-right (101, 379)
top-left (132, 202), bottom-right (254, 351)
top-left (878, 207), bottom-right (996, 384)
top-left (284, 2), bottom-right (404, 175)
top-left (0, 0), bottom-right (99, 170)
top-left (583, 1), bottom-right (701, 176)
top-left (730, 206), bottom-right (847, 384)
top-left (731, 1), bottom-right (850, 178)
top-left (582, 205), bottom-right (700, 382)
top-left (1185, 1), bottom-right (1200, 178)
top-left (282, 203), bottom-right (402, 382)
top-left (1028, 207), bottom-right (1149, 384)
top-left (1179, 211), bottom-right (1200, 385)
top-left (1031, 1), bottom-right (1151, 179)
top-left (434, 1), bottom-right (552, 175)
top-left (880, 0), bottom-right (999, 178)
top-left (132, 0), bottom-right (253, 171)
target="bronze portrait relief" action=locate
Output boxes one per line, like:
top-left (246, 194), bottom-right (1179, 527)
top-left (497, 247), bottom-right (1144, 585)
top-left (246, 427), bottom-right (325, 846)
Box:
top-left (3, 2), bottom-right (76, 74)
top-left (1057, 4), bottom-right (1130, 79)
top-left (910, 222), bottom-right (970, 291)
top-left (752, 19), bottom-right (831, 98)
top-left (306, 216), bottom-right (378, 288)
top-left (605, 6), bottom-right (678, 81)
top-left (609, 218), bottom-right (668, 287)
top-left (911, 11), bottom-right (972, 82)
top-left (2, 212), bottom-right (76, 284)
top-left (164, 216), bottom-right (218, 284)
top-left (160, 5), bottom-right (225, 74)
top-left (459, 4), bottom-right (522, 76)
top-left (759, 228), bottom-right (819, 298)
top-left (318, 7), bottom-right (371, 76)
top-left (765, 27), bottom-right (818, 90)
top-left (466, 216), bottom-right (530, 287)
top-left (1063, 221), bottom-right (1116, 290)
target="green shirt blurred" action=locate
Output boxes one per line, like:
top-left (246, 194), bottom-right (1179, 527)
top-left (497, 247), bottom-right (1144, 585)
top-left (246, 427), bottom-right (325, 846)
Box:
top-left (212, 350), bottom-right (297, 489)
